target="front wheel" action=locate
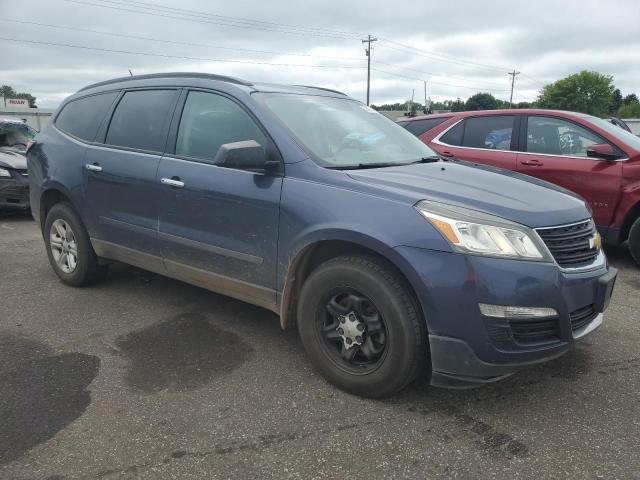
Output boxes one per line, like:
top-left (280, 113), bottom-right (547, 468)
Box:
top-left (629, 217), bottom-right (640, 266)
top-left (297, 255), bottom-right (428, 398)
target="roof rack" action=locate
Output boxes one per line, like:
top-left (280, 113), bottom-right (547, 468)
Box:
top-left (293, 85), bottom-right (347, 96)
top-left (78, 72), bottom-right (252, 92)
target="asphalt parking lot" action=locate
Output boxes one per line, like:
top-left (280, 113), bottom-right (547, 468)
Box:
top-left (1, 212), bottom-right (639, 480)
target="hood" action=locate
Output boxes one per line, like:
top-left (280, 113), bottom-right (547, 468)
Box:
top-left (0, 148), bottom-right (27, 170)
top-left (346, 161), bottom-right (590, 228)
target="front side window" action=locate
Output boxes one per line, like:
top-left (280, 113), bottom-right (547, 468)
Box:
top-left (105, 90), bottom-right (176, 152)
top-left (526, 116), bottom-right (605, 157)
top-left (0, 121), bottom-right (36, 151)
top-left (254, 93), bottom-right (437, 168)
top-left (176, 91), bottom-right (266, 160)
top-left (56, 92), bottom-right (118, 142)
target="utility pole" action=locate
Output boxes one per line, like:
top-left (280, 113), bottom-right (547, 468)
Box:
top-left (423, 80), bottom-right (427, 113)
top-left (362, 35), bottom-right (378, 106)
top-left (508, 70), bottom-right (520, 108)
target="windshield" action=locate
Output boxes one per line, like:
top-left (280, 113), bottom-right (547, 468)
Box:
top-left (0, 122), bottom-right (36, 151)
top-left (254, 93), bottom-right (437, 168)
top-left (586, 116), bottom-right (640, 152)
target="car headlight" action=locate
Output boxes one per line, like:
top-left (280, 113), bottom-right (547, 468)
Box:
top-left (415, 200), bottom-right (552, 261)
top-left (0, 167), bottom-right (11, 178)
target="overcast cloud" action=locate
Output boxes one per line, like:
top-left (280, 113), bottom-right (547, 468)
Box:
top-left (1, 0), bottom-right (639, 108)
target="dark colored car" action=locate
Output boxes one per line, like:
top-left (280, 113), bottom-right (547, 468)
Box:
top-left (0, 119), bottom-right (35, 210)
top-left (28, 73), bottom-right (617, 397)
top-left (398, 109), bottom-right (640, 264)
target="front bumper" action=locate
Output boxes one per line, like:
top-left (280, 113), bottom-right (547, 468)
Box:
top-left (0, 170), bottom-right (29, 210)
top-left (394, 246), bottom-right (617, 388)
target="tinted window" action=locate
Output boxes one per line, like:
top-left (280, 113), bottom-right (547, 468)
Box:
top-left (462, 115), bottom-right (514, 150)
top-left (56, 92), bottom-right (118, 141)
top-left (440, 121), bottom-right (463, 146)
top-left (402, 117), bottom-right (450, 137)
top-left (176, 91), bottom-right (267, 161)
top-left (527, 116), bottom-right (606, 157)
top-left (105, 90), bottom-right (176, 152)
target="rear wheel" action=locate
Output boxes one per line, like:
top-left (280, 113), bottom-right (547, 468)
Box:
top-left (297, 255), bottom-right (428, 397)
top-left (629, 217), bottom-right (640, 266)
top-left (44, 202), bottom-right (108, 286)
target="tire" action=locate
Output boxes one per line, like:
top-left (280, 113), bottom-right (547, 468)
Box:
top-left (629, 217), bottom-right (640, 266)
top-left (297, 255), bottom-right (428, 398)
top-left (44, 202), bottom-right (108, 286)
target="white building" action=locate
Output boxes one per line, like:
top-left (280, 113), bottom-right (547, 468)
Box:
top-left (1, 97), bottom-right (54, 132)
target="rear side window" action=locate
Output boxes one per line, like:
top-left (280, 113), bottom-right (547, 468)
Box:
top-left (439, 116), bottom-right (515, 151)
top-left (401, 117), bottom-right (450, 137)
top-left (105, 90), bottom-right (176, 152)
top-left (462, 116), bottom-right (515, 150)
top-left (175, 91), bottom-right (266, 161)
top-left (55, 92), bottom-right (118, 142)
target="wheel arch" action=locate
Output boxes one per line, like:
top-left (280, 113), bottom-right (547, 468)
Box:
top-left (39, 184), bottom-right (75, 233)
top-left (619, 200), bottom-right (640, 244)
top-left (279, 232), bottom-right (427, 331)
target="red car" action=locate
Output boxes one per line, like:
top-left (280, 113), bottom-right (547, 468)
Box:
top-left (399, 109), bottom-right (640, 265)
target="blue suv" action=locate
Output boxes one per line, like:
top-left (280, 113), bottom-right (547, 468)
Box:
top-left (28, 73), bottom-right (617, 397)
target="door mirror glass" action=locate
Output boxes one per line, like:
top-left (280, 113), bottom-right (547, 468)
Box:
top-left (214, 140), bottom-right (268, 171)
top-left (586, 143), bottom-right (619, 161)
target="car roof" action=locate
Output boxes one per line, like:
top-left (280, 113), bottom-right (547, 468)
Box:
top-left (78, 72), bottom-right (347, 98)
top-left (401, 109), bottom-right (591, 122)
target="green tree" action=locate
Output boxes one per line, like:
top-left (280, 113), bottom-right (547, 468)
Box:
top-left (609, 88), bottom-right (623, 114)
top-left (623, 93), bottom-right (638, 105)
top-left (450, 98), bottom-right (466, 112)
top-left (464, 92), bottom-right (498, 111)
top-left (537, 71), bottom-right (613, 116)
top-left (1, 84), bottom-right (37, 107)
top-left (618, 100), bottom-right (640, 118)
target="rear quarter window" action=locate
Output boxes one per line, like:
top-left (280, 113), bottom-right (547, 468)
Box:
top-left (55, 92), bottom-right (118, 142)
top-left (401, 117), bottom-right (451, 137)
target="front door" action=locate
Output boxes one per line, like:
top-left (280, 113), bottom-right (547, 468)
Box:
top-left (517, 115), bottom-right (622, 229)
top-left (156, 90), bottom-right (282, 309)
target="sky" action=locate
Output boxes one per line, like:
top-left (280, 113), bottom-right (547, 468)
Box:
top-left (1, 0), bottom-right (639, 109)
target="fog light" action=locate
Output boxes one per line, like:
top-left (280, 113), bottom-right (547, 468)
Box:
top-left (479, 303), bottom-right (558, 319)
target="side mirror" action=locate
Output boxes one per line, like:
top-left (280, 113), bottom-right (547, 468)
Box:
top-left (586, 143), bottom-right (619, 161)
top-left (213, 140), bottom-right (277, 172)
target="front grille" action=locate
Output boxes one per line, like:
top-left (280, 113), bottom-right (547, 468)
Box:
top-left (570, 304), bottom-right (597, 331)
top-left (510, 318), bottom-right (560, 345)
top-left (536, 220), bottom-right (599, 268)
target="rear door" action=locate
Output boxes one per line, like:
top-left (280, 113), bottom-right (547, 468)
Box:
top-left (432, 114), bottom-right (519, 170)
top-left (84, 88), bottom-right (179, 262)
top-left (516, 115), bottom-right (622, 228)
top-left (156, 89), bottom-right (283, 308)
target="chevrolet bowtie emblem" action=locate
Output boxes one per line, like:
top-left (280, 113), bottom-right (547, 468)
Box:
top-left (589, 232), bottom-right (602, 251)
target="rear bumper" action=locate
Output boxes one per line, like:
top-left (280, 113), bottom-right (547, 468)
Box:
top-left (394, 246), bottom-right (616, 388)
top-left (0, 175), bottom-right (29, 210)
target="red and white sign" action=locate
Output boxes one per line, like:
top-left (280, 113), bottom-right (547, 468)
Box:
top-left (4, 98), bottom-right (30, 109)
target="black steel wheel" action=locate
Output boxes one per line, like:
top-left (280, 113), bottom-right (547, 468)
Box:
top-left (298, 255), bottom-right (428, 398)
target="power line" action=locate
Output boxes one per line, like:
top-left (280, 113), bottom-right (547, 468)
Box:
top-left (93, 0), bottom-right (366, 38)
top-left (0, 18), bottom-right (361, 61)
top-left (61, 0), bottom-right (361, 40)
top-left (377, 39), bottom-right (511, 73)
top-left (0, 36), bottom-right (367, 70)
top-left (371, 68), bottom-right (511, 93)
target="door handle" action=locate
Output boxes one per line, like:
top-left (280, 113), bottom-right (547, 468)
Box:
top-left (161, 177), bottom-right (185, 188)
top-left (441, 151), bottom-right (455, 158)
top-left (521, 159), bottom-right (544, 166)
top-left (85, 163), bottom-right (103, 172)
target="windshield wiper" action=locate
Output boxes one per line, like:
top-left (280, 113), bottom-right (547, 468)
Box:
top-left (328, 162), bottom-right (403, 170)
top-left (408, 155), bottom-right (443, 164)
